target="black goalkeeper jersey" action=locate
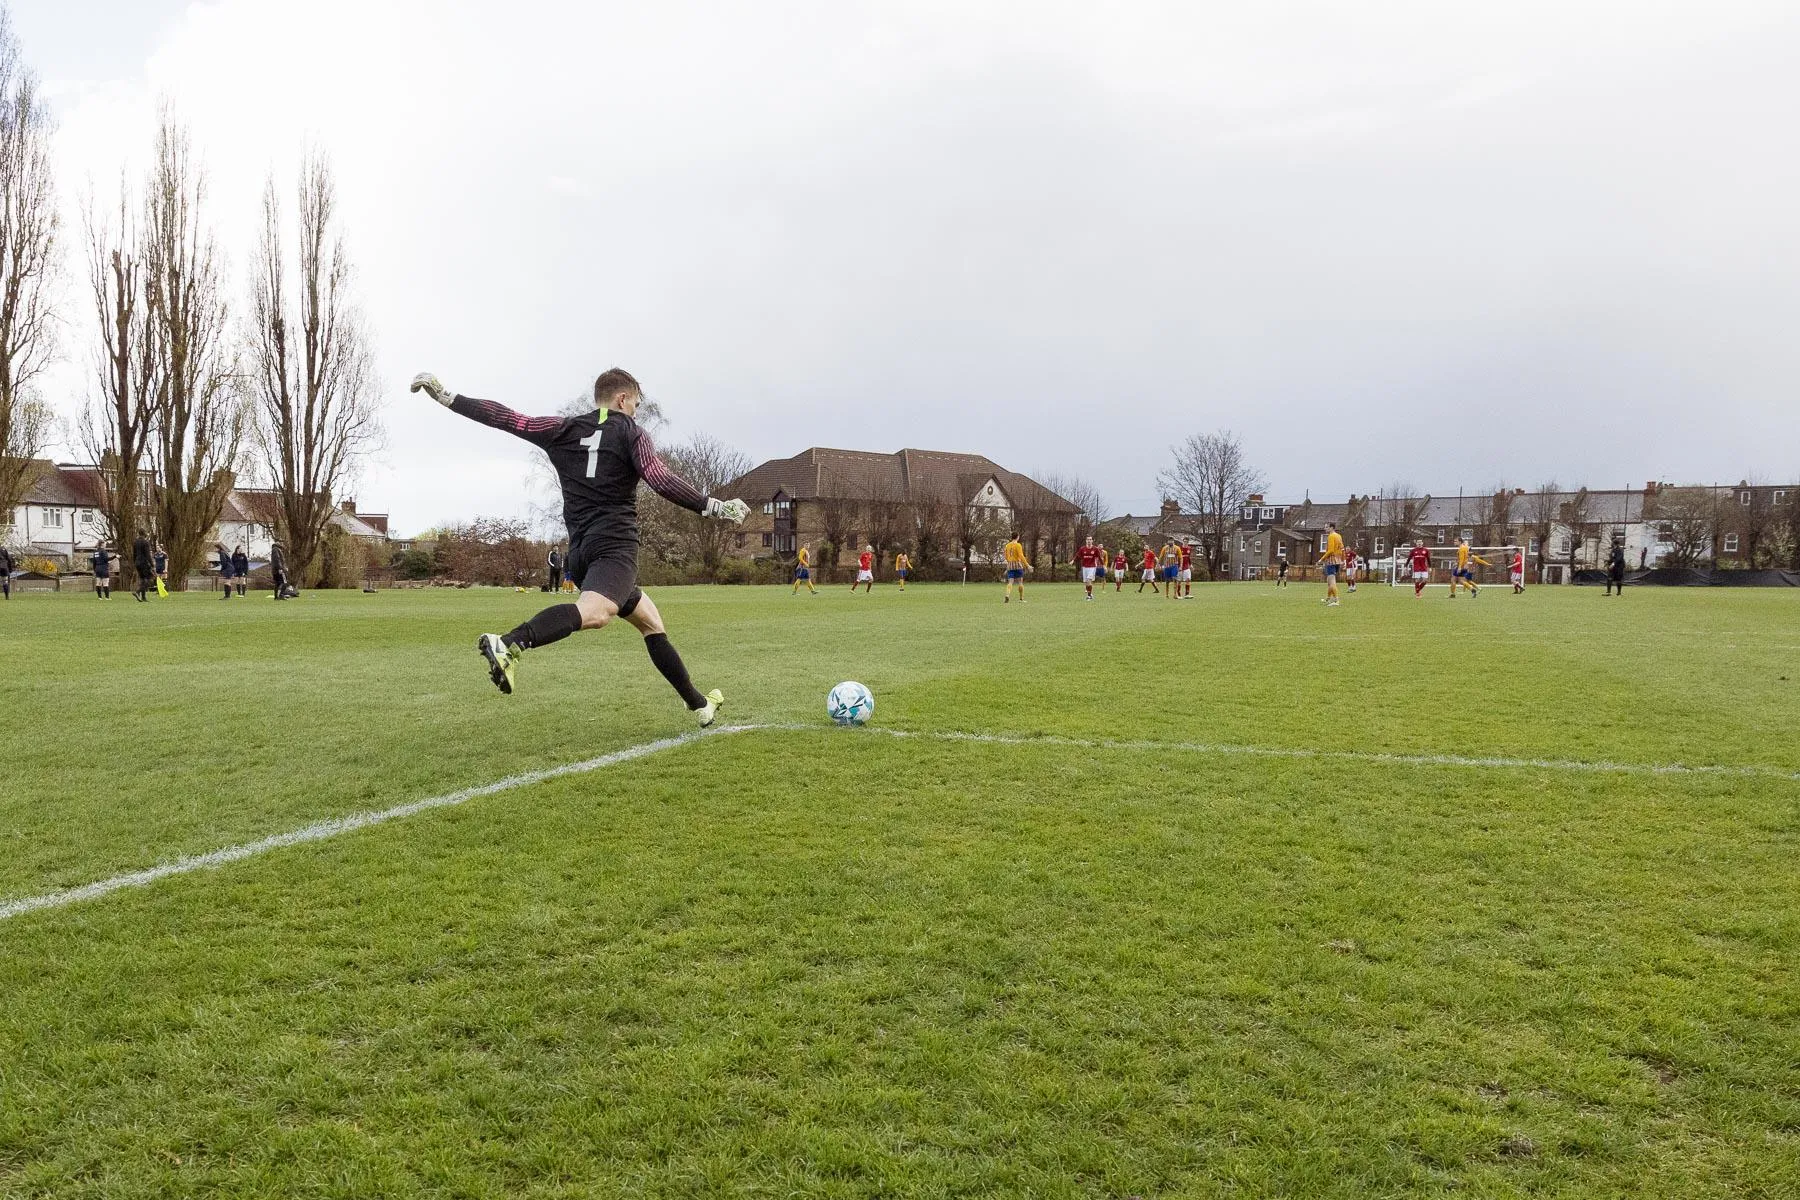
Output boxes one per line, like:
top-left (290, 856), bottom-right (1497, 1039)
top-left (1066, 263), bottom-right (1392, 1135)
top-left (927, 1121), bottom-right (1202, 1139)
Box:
top-left (448, 395), bottom-right (708, 545)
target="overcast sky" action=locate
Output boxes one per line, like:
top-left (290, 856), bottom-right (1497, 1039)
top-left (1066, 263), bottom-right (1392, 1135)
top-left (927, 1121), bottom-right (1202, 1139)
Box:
top-left (16, 0), bottom-right (1800, 532)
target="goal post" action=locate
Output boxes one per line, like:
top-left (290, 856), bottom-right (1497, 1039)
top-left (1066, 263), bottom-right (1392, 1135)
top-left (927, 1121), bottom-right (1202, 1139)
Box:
top-left (1384, 545), bottom-right (1522, 588)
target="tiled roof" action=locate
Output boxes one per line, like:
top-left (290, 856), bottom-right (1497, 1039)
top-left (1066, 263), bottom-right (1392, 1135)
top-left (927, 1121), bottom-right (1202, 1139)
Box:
top-left (729, 447), bottom-right (1078, 514)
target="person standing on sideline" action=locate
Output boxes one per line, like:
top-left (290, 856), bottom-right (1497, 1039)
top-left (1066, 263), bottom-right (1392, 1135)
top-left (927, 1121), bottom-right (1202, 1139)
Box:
top-left (545, 546), bottom-right (562, 593)
top-left (91, 546), bottom-right (112, 598)
top-left (216, 543), bottom-right (234, 600)
top-left (270, 541), bottom-right (290, 599)
top-left (131, 533), bottom-right (154, 602)
top-left (232, 545), bottom-right (249, 597)
top-left (152, 543), bottom-right (169, 596)
top-left (1605, 541), bottom-right (1627, 596)
top-left (1409, 539), bottom-right (1433, 597)
top-left (0, 543), bottom-right (13, 599)
top-left (850, 544), bottom-right (875, 594)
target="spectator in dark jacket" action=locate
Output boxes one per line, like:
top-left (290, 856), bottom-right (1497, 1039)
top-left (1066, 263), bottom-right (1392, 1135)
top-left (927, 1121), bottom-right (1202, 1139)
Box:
top-left (91, 547), bottom-right (112, 598)
top-left (132, 534), bottom-right (154, 602)
top-left (232, 546), bottom-right (249, 597)
top-left (1605, 543), bottom-right (1627, 596)
top-left (271, 542), bottom-right (291, 599)
top-left (216, 543), bottom-right (234, 600)
top-left (0, 543), bottom-right (12, 600)
top-left (545, 547), bottom-right (562, 593)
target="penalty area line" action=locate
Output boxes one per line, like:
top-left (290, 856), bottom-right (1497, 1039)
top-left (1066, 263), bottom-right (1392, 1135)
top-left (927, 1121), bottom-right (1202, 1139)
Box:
top-left (0, 723), bottom-right (766, 924)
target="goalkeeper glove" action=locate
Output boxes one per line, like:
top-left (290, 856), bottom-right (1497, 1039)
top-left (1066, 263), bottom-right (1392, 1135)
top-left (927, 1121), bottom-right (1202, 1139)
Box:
top-left (409, 372), bottom-right (456, 407)
top-left (703, 497), bottom-right (750, 524)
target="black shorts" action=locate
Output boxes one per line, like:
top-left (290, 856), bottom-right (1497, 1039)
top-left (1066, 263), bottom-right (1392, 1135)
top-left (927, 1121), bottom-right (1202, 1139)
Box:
top-left (568, 532), bottom-right (642, 616)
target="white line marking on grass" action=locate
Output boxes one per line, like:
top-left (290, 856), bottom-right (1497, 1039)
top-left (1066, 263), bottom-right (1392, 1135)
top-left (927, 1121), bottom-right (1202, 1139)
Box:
top-left (793, 725), bottom-right (1800, 784)
top-left (0, 724), bottom-right (765, 923)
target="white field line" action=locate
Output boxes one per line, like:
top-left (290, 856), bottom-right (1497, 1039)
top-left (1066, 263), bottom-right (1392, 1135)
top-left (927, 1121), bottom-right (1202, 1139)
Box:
top-left (788, 725), bottom-right (1800, 785)
top-left (0, 724), bottom-right (765, 923)
top-left (8, 720), bottom-right (1796, 924)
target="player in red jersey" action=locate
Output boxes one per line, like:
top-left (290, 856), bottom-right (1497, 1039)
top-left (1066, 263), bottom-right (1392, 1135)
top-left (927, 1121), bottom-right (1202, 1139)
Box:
top-left (1112, 547), bottom-right (1129, 592)
top-left (1138, 546), bottom-right (1160, 593)
top-left (1511, 547), bottom-right (1525, 593)
top-left (1075, 535), bottom-right (1104, 601)
top-left (851, 544), bottom-right (875, 593)
top-left (1177, 541), bottom-right (1194, 598)
top-left (1408, 539), bottom-right (1432, 597)
top-left (1344, 547), bottom-right (1359, 593)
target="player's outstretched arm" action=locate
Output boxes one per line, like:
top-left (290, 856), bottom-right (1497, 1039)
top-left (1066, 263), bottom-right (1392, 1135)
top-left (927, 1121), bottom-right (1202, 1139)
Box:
top-left (411, 371), bottom-right (563, 447)
top-left (631, 431), bottom-right (749, 522)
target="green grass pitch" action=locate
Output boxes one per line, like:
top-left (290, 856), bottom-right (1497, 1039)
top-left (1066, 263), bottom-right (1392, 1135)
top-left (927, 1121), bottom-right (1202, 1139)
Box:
top-left (1, 580), bottom-right (1796, 1197)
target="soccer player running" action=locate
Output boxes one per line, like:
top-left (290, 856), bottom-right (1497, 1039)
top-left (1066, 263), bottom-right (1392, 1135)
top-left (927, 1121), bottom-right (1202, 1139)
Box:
top-left (1409, 538), bottom-right (1432, 597)
top-left (1318, 522), bottom-right (1345, 607)
top-left (1138, 545), bottom-right (1159, 593)
top-left (1111, 546), bottom-right (1128, 592)
top-left (894, 550), bottom-right (910, 591)
top-left (1449, 537), bottom-right (1489, 599)
top-left (792, 543), bottom-right (816, 595)
top-left (1002, 533), bottom-right (1031, 602)
top-left (410, 368), bottom-right (749, 725)
top-left (1510, 547), bottom-right (1525, 594)
top-left (1076, 534), bottom-right (1103, 601)
top-left (851, 545), bottom-right (875, 593)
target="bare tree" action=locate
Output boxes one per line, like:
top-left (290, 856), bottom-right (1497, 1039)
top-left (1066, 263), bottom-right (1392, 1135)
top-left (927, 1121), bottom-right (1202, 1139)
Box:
top-left (1525, 482), bottom-right (1560, 576)
top-left (1560, 486), bottom-right (1594, 572)
top-left (248, 150), bottom-right (381, 586)
top-left (1648, 486), bottom-right (1716, 569)
top-left (1731, 480), bottom-right (1779, 568)
top-left (78, 182), bottom-right (158, 555)
top-left (1478, 485), bottom-right (1516, 546)
top-left (637, 431), bottom-right (750, 578)
top-left (1155, 430), bottom-right (1266, 572)
top-left (0, 10), bottom-right (58, 524)
top-left (143, 113), bottom-right (243, 587)
top-left (907, 481), bottom-right (955, 573)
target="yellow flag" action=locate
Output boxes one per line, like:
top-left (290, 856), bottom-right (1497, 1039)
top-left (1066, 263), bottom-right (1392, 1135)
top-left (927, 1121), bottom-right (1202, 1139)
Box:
top-left (155, 577), bottom-right (168, 598)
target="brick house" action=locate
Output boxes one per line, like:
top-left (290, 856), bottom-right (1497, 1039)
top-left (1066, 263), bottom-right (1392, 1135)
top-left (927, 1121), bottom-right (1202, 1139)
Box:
top-left (724, 447), bottom-right (1079, 573)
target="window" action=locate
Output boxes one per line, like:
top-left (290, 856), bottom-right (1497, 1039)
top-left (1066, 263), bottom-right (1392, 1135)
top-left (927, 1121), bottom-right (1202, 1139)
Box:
top-left (1239, 535), bottom-right (1247, 552)
top-left (775, 499), bottom-right (791, 514)
top-left (1724, 533), bottom-right (1739, 553)
top-left (43, 507), bottom-right (63, 528)
top-left (734, 533), bottom-right (745, 549)
top-left (1242, 507), bottom-right (1255, 521)
top-left (1739, 492), bottom-right (1750, 506)
top-left (1527, 538), bottom-right (1539, 556)
top-left (1373, 538), bottom-right (1386, 555)
top-left (80, 508), bottom-right (97, 526)
top-left (1319, 534), bottom-right (1328, 552)
top-left (1460, 528), bottom-right (1473, 542)
top-left (1776, 490), bottom-right (1788, 505)
top-left (1435, 528), bottom-right (1445, 544)
top-left (1260, 507), bottom-right (1276, 520)
top-left (1252, 539), bottom-right (1262, 554)
top-left (761, 532), bottom-right (772, 548)
top-left (762, 502), bottom-right (773, 515)
top-left (776, 534), bottom-right (795, 554)
top-left (1277, 543), bottom-right (1287, 559)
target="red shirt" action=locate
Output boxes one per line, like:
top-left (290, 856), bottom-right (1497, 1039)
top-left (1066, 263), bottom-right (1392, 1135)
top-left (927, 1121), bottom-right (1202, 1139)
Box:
top-left (1409, 546), bottom-right (1432, 572)
top-left (858, 552), bottom-right (872, 571)
top-left (1141, 549), bottom-right (1157, 570)
top-left (1513, 553), bottom-right (1524, 571)
top-left (1112, 552), bottom-right (1127, 570)
top-left (1075, 545), bottom-right (1102, 568)
top-left (1177, 545), bottom-right (1192, 569)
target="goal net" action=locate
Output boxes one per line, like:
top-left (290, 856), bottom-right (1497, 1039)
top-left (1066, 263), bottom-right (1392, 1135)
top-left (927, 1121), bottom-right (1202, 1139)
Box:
top-left (1383, 546), bottom-right (1521, 587)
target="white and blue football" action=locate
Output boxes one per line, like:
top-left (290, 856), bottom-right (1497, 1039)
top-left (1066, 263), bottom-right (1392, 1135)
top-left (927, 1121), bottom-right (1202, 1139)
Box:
top-left (827, 680), bottom-right (874, 726)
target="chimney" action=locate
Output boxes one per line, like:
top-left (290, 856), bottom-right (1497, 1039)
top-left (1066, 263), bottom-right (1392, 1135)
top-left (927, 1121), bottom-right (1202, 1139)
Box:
top-left (341, 498), bottom-right (356, 515)
top-left (1643, 481), bottom-right (1659, 496)
top-left (1159, 498), bottom-right (1180, 519)
top-left (1245, 493), bottom-right (1264, 506)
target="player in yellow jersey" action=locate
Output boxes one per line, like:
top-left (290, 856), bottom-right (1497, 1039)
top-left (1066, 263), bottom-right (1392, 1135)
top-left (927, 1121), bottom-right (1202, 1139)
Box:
top-left (1450, 537), bottom-right (1490, 598)
top-left (792, 543), bottom-right (816, 595)
top-left (894, 551), bottom-right (911, 590)
top-left (1002, 533), bottom-right (1031, 603)
top-left (1318, 522), bottom-right (1345, 607)
top-left (1159, 540), bottom-right (1181, 600)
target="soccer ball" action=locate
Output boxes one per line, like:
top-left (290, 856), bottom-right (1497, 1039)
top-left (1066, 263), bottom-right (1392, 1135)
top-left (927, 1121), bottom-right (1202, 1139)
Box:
top-left (827, 680), bottom-right (874, 726)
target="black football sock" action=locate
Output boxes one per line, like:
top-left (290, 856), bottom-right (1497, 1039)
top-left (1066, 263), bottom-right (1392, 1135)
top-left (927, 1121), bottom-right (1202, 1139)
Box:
top-left (505, 603), bottom-right (582, 653)
top-left (644, 632), bottom-right (707, 709)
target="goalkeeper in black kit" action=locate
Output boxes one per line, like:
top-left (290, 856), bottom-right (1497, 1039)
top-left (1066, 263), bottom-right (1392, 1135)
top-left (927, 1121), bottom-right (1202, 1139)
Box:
top-left (410, 367), bottom-right (750, 726)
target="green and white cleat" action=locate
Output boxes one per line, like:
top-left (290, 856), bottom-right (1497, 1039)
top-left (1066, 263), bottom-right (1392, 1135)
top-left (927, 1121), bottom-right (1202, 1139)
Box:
top-left (696, 688), bottom-right (724, 728)
top-left (476, 633), bottom-right (518, 695)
